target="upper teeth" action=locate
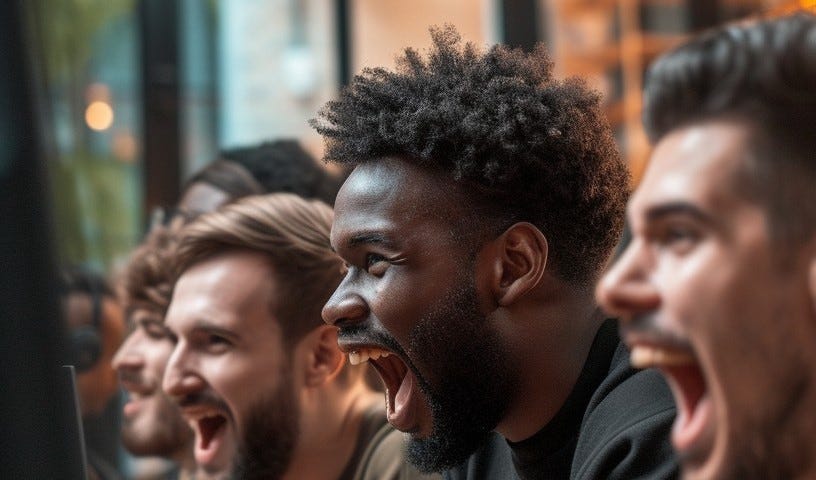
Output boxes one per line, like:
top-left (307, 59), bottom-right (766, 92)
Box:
top-left (186, 411), bottom-right (223, 422)
top-left (348, 348), bottom-right (391, 365)
top-left (630, 345), bottom-right (696, 369)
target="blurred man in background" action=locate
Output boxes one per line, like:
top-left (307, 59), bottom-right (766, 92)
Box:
top-left (114, 218), bottom-right (202, 479)
top-left (61, 267), bottom-right (126, 480)
top-left (596, 12), bottom-right (816, 480)
top-left (177, 139), bottom-right (345, 215)
top-left (164, 194), bottom-right (431, 479)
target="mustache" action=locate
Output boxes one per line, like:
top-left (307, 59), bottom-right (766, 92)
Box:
top-left (622, 313), bottom-right (693, 350)
top-left (337, 323), bottom-right (406, 358)
top-left (176, 392), bottom-right (230, 413)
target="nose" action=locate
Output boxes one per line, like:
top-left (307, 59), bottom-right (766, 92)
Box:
top-left (112, 331), bottom-right (144, 372)
top-left (322, 277), bottom-right (368, 328)
top-left (162, 343), bottom-right (204, 398)
top-left (595, 240), bottom-right (660, 326)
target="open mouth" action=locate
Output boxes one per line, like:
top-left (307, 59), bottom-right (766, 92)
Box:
top-left (184, 410), bottom-right (230, 467)
top-left (122, 393), bottom-right (148, 418)
top-left (347, 346), bottom-right (422, 433)
top-left (630, 343), bottom-right (713, 459)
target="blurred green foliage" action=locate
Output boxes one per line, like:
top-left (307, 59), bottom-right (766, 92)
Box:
top-left (27, 0), bottom-right (141, 270)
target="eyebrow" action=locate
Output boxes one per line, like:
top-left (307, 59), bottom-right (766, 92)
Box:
top-left (347, 231), bottom-right (397, 249)
top-left (189, 320), bottom-right (240, 341)
top-left (644, 202), bottom-right (714, 225)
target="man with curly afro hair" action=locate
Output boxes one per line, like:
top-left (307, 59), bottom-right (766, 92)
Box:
top-left (315, 25), bottom-right (677, 479)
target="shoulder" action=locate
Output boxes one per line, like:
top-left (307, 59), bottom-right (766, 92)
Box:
top-left (443, 432), bottom-right (518, 480)
top-left (572, 344), bottom-right (679, 480)
top-left (354, 424), bottom-right (443, 480)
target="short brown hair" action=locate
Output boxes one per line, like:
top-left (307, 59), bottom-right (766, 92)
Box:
top-left (175, 193), bottom-right (344, 345)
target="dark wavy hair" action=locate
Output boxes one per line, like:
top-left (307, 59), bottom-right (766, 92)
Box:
top-left (312, 26), bottom-right (628, 285)
top-left (644, 12), bottom-right (816, 246)
top-left (182, 139), bottom-right (346, 206)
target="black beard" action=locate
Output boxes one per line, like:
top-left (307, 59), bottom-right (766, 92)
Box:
top-left (405, 278), bottom-right (518, 473)
top-left (230, 368), bottom-right (300, 480)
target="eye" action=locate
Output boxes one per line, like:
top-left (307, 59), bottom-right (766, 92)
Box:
top-left (658, 224), bottom-right (700, 254)
top-left (140, 320), bottom-right (170, 341)
top-left (365, 253), bottom-right (389, 276)
top-left (207, 334), bottom-right (232, 352)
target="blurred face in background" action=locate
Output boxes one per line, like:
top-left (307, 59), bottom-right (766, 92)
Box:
top-left (596, 121), bottom-right (816, 479)
top-left (65, 293), bottom-right (125, 417)
top-left (113, 307), bottom-right (193, 458)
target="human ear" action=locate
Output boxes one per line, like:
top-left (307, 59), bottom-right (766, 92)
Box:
top-left (299, 325), bottom-right (345, 388)
top-left (488, 222), bottom-right (548, 306)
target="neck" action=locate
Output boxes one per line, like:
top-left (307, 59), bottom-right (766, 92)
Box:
top-left (496, 279), bottom-right (605, 442)
top-left (282, 381), bottom-right (381, 480)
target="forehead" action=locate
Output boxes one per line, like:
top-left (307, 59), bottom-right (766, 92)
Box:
top-left (166, 251), bottom-right (278, 331)
top-left (178, 181), bottom-right (231, 215)
top-left (332, 159), bottom-right (462, 245)
top-left (631, 121), bottom-right (754, 219)
top-left (127, 305), bottom-right (164, 324)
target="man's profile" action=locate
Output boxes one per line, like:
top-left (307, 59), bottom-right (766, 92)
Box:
top-left (113, 219), bottom-right (201, 478)
top-left (314, 26), bottom-right (677, 479)
top-left (163, 193), bottom-right (433, 479)
top-left (596, 12), bottom-right (816, 480)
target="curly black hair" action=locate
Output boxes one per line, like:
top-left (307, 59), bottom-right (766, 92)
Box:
top-left (312, 26), bottom-right (628, 285)
top-left (183, 139), bottom-right (346, 206)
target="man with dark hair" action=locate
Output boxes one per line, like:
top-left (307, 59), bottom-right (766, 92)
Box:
top-left (596, 12), bottom-right (816, 480)
top-left (178, 139), bottom-right (345, 214)
top-left (315, 26), bottom-right (677, 479)
top-left (163, 194), bottom-right (435, 479)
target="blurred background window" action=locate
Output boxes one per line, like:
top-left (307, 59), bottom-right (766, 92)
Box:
top-left (28, 0), bottom-right (142, 270)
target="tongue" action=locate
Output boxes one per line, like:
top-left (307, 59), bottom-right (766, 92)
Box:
top-left (195, 418), bottom-right (226, 467)
top-left (664, 364), bottom-right (713, 454)
top-left (388, 369), bottom-right (418, 431)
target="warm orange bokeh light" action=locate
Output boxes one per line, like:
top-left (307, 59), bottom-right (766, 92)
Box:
top-left (85, 101), bottom-right (114, 131)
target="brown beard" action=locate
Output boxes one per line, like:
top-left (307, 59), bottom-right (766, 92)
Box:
top-left (230, 365), bottom-right (300, 480)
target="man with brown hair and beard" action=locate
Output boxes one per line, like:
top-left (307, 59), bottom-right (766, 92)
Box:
top-left (163, 193), bottom-right (436, 479)
top-left (113, 218), bottom-right (203, 479)
top-left (314, 26), bottom-right (677, 479)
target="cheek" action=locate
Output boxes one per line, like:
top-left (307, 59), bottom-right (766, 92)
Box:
top-left (146, 344), bottom-right (174, 375)
top-left (370, 278), bottom-right (421, 340)
top-left (655, 246), bottom-right (744, 329)
top-left (214, 357), bottom-right (282, 414)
